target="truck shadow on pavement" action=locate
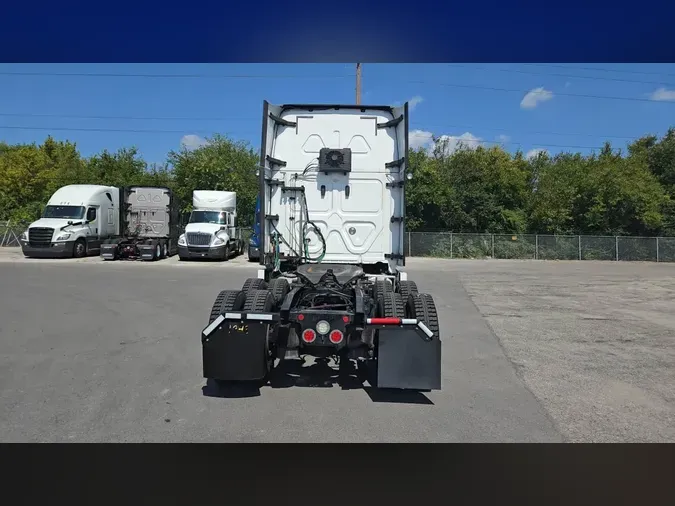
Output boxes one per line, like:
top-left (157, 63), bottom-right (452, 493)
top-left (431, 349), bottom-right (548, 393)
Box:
top-left (202, 359), bottom-right (433, 405)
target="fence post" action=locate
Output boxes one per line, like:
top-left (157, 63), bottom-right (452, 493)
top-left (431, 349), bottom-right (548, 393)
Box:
top-left (408, 231), bottom-right (411, 257)
top-left (615, 236), bottom-right (619, 261)
top-left (491, 234), bottom-right (495, 259)
top-left (450, 232), bottom-right (453, 259)
top-left (1, 220), bottom-right (9, 247)
top-left (535, 234), bottom-right (539, 260)
top-left (578, 235), bottom-right (582, 260)
top-left (656, 237), bottom-right (659, 263)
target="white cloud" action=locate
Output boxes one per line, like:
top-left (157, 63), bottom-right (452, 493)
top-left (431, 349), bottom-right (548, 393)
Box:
top-left (408, 95), bottom-right (424, 110)
top-left (408, 130), bottom-right (482, 155)
top-left (520, 87), bottom-right (554, 109)
top-left (394, 96), bottom-right (424, 111)
top-left (525, 148), bottom-right (548, 160)
top-left (649, 87), bottom-right (675, 101)
top-left (409, 129), bottom-right (434, 150)
top-left (496, 134), bottom-right (511, 144)
top-left (434, 132), bottom-right (482, 155)
top-left (180, 134), bottom-right (208, 150)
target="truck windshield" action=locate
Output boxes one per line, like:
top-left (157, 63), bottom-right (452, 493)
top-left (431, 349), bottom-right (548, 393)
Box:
top-left (42, 205), bottom-right (85, 219)
top-left (189, 211), bottom-right (227, 225)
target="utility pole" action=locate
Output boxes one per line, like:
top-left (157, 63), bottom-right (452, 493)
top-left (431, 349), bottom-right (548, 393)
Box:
top-left (355, 63), bottom-right (362, 105)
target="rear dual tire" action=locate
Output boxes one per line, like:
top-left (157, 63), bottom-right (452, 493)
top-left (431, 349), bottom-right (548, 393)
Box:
top-left (207, 288), bottom-right (276, 388)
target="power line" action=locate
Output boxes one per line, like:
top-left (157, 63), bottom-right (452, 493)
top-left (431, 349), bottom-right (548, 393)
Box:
top-left (446, 64), bottom-right (675, 87)
top-left (0, 125), bottom-right (225, 135)
top-left (521, 63), bottom-right (675, 79)
top-left (0, 124), bottom-right (626, 152)
top-left (0, 71), bottom-right (355, 79)
top-left (412, 123), bottom-right (645, 141)
top-left (0, 113), bottom-right (664, 142)
top-left (0, 112), bottom-right (256, 121)
top-left (2, 66), bottom-right (673, 104)
top-left (402, 79), bottom-right (675, 104)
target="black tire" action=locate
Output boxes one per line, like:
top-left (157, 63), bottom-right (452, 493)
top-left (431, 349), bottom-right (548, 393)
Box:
top-left (209, 290), bottom-right (246, 324)
top-left (373, 278), bottom-right (393, 301)
top-left (155, 243), bottom-right (161, 261)
top-left (397, 280), bottom-right (418, 299)
top-left (222, 244), bottom-right (230, 262)
top-left (377, 291), bottom-right (406, 318)
top-left (242, 277), bottom-right (268, 292)
top-left (162, 242), bottom-right (168, 258)
top-left (242, 289), bottom-right (275, 312)
top-left (73, 238), bottom-right (87, 258)
top-left (267, 277), bottom-right (290, 306)
top-left (407, 293), bottom-right (440, 340)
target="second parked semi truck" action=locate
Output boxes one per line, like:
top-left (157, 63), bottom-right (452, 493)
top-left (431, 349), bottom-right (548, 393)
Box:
top-left (100, 186), bottom-right (181, 261)
top-left (178, 190), bottom-right (244, 261)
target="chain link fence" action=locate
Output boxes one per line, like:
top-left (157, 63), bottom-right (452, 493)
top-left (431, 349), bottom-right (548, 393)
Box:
top-left (3, 220), bottom-right (674, 262)
top-left (408, 232), bottom-right (675, 263)
top-left (0, 220), bottom-right (254, 248)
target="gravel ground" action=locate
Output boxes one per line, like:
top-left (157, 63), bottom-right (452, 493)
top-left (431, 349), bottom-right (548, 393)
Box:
top-left (410, 258), bottom-right (675, 442)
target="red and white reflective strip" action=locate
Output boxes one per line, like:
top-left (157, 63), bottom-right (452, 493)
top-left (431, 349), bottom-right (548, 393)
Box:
top-left (222, 312), bottom-right (274, 321)
top-left (366, 317), bottom-right (434, 339)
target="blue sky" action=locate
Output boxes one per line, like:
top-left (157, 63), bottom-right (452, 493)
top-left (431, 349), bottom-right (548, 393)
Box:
top-left (1, 63), bottom-right (675, 164)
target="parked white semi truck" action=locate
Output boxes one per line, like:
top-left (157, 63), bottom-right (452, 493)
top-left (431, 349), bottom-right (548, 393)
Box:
top-left (201, 101), bottom-right (442, 392)
top-left (100, 186), bottom-right (181, 261)
top-left (178, 190), bottom-right (244, 261)
top-left (20, 184), bottom-right (120, 258)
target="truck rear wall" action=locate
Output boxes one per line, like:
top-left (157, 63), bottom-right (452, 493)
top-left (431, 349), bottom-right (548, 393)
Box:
top-left (123, 187), bottom-right (179, 239)
top-left (259, 103), bottom-right (408, 266)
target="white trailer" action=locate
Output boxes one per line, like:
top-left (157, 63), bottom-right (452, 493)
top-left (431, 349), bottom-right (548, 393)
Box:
top-left (201, 102), bottom-right (442, 392)
top-left (20, 184), bottom-right (120, 258)
top-left (177, 190), bottom-right (244, 261)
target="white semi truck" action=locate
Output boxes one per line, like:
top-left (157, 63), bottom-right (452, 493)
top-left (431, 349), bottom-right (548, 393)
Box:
top-left (201, 101), bottom-right (442, 392)
top-left (20, 184), bottom-right (120, 258)
top-left (177, 190), bottom-right (244, 261)
top-left (100, 186), bottom-right (181, 261)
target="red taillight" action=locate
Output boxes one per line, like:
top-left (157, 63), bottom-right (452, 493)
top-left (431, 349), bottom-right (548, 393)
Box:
top-left (329, 330), bottom-right (344, 344)
top-left (342, 315), bottom-right (349, 323)
top-left (302, 329), bottom-right (316, 343)
top-left (297, 314), bottom-right (304, 321)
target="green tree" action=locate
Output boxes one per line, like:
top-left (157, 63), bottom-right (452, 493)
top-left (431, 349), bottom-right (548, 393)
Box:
top-left (168, 134), bottom-right (258, 225)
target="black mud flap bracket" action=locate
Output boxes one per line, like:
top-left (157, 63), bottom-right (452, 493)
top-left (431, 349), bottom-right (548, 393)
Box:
top-left (201, 311), bottom-right (279, 382)
top-left (369, 318), bottom-right (441, 391)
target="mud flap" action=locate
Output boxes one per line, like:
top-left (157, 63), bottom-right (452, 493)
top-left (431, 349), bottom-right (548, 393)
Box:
top-left (138, 243), bottom-right (156, 261)
top-left (100, 243), bottom-right (118, 260)
top-left (201, 312), bottom-right (275, 382)
top-left (376, 327), bottom-right (441, 390)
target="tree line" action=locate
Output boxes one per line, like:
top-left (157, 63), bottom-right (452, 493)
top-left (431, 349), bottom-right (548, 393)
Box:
top-left (1, 128), bottom-right (674, 236)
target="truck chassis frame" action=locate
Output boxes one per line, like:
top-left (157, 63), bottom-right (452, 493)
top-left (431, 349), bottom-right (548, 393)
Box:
top-left (202, 263), bottom-right (442, 391)
top-left (101, 237), bottom-right (176, 261)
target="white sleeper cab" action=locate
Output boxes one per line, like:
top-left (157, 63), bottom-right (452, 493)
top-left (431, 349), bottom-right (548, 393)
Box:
top-left (20, 184), bottom-right (120, 258)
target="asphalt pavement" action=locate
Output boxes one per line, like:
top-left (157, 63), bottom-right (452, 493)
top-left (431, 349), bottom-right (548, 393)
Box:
top-left (0, 252), bottom-right (562, 442)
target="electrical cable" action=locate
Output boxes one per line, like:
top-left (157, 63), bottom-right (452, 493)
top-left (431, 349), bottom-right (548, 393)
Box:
top-left (300, 191), bottom-right (326, 263)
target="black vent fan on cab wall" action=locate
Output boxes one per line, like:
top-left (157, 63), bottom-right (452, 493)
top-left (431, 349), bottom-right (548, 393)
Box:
top-left (319, 148), bottom-right (352, 174)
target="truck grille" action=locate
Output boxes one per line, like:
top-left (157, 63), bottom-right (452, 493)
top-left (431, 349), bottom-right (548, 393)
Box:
top-left (29, 227), bottom-right (54, 247)
top-left (186, 232), bottom-right (211, 246)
